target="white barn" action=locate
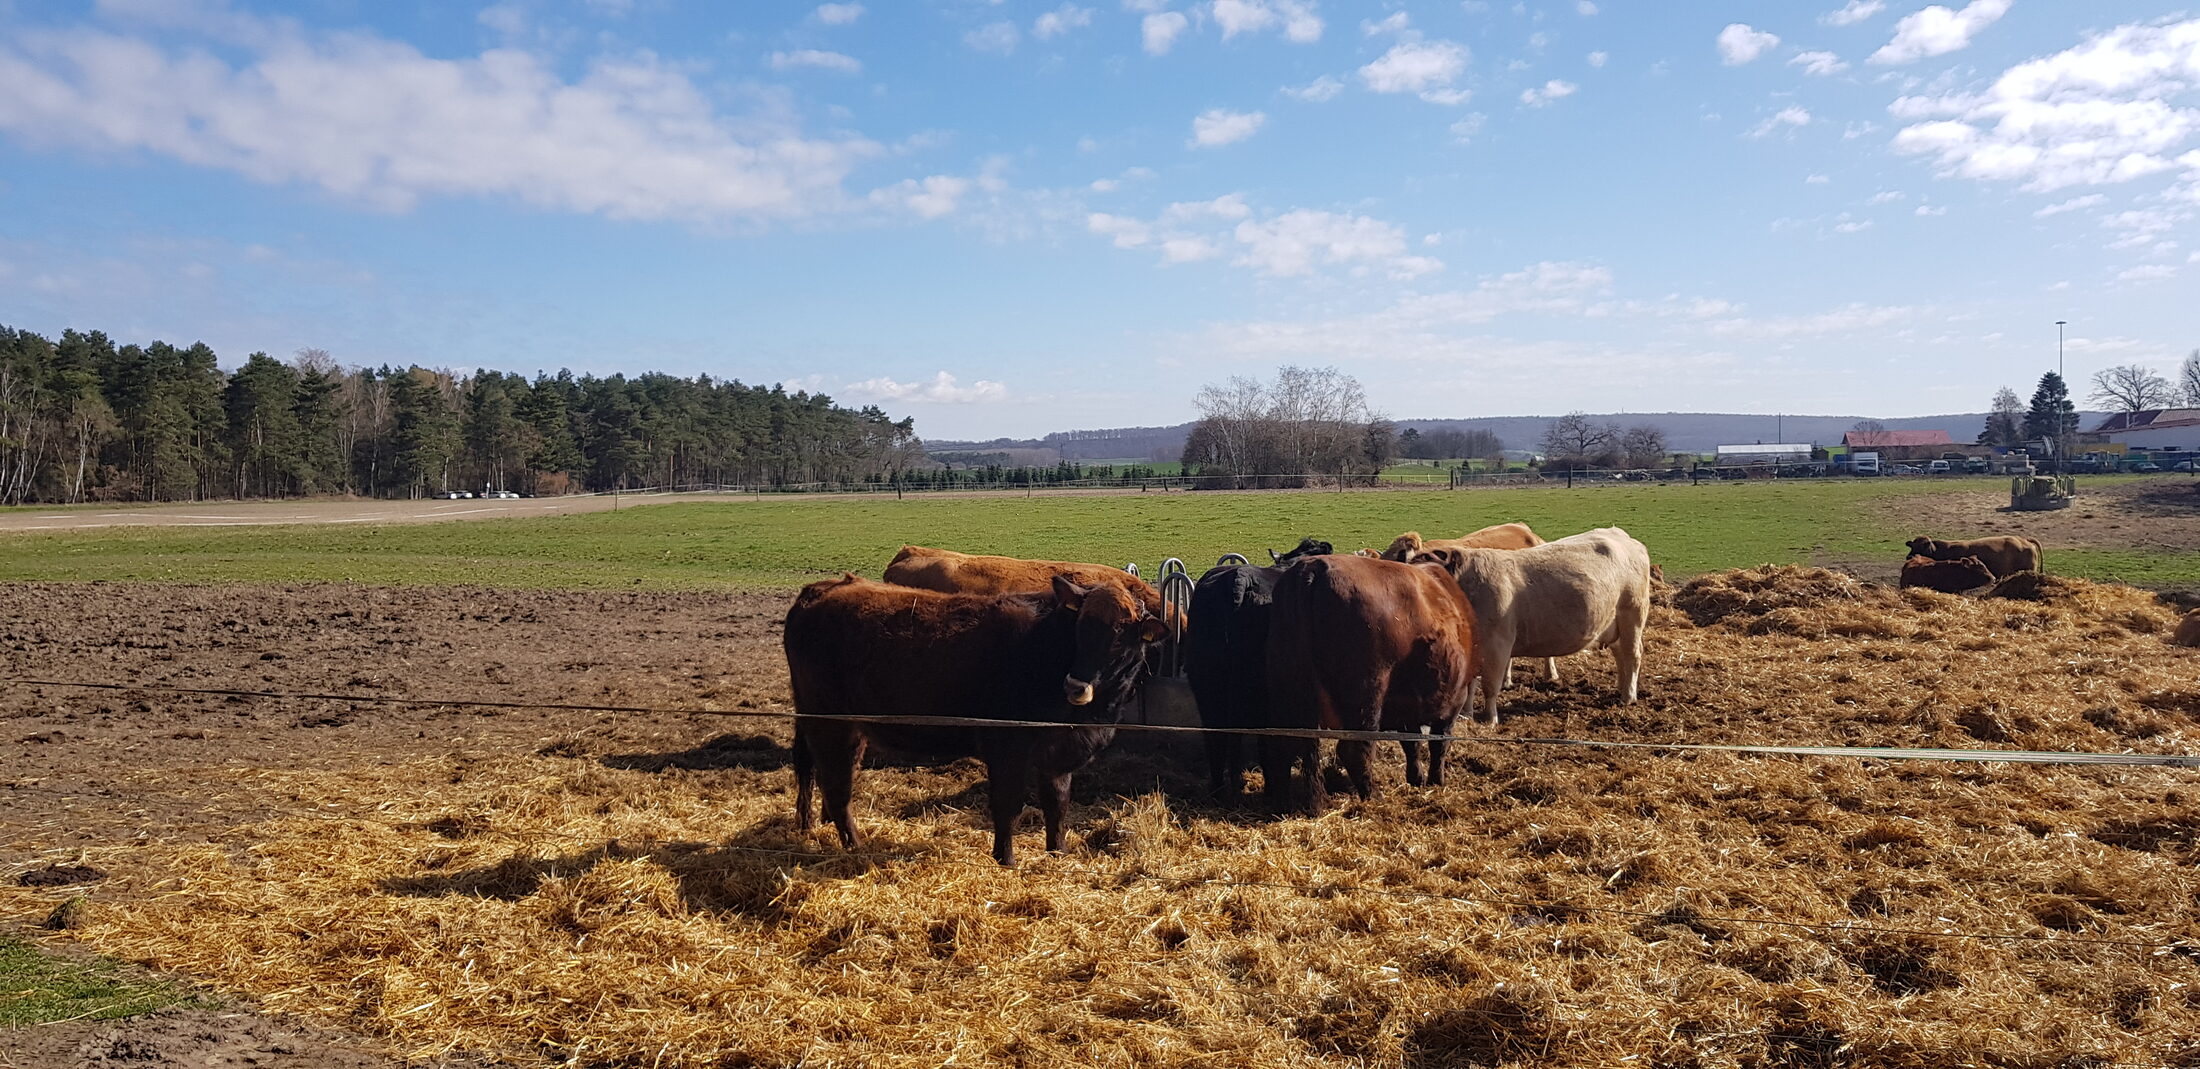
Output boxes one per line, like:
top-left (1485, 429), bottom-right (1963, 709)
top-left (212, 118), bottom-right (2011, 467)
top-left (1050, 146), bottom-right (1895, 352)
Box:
top-left (2084, 409), bottom-right (2200, 451)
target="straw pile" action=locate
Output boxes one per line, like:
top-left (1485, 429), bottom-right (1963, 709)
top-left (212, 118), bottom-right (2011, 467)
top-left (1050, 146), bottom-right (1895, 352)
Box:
top-left (6, 569), bottom-right (2199, 1068)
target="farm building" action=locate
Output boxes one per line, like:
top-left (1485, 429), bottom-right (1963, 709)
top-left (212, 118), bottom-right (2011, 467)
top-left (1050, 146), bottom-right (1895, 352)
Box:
top-left (1713, 443), bottom-right (1811, 467)
top-left (2082, 408), bottom-right (2200, 451)
top-left (1839, 428), bottom-right (1960, 460)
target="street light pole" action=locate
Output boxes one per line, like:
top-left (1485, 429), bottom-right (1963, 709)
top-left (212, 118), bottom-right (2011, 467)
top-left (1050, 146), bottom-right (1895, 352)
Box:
top-left (2055, 320), bottom-right (2070, 474)
top-left (2055, 320), bottom-right (2066, 380)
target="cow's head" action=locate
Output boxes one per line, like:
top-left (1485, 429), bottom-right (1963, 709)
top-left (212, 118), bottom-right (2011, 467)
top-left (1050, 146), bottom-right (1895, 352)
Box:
top-left (1053, 576), bottom-right (1167, 707)
top-left (1904, 536), bottom-right (1942, 558)
top-left (1381, 532), bottom-right (1426, 562)
top-left (1273, 537), bottom-right (1335, 565)
top-left (1413, 546), bottom-right (1471, 576)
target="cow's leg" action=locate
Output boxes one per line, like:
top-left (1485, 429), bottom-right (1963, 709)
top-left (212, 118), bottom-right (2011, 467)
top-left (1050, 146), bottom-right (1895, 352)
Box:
top-left (813, 730), bottom-right (865, 851)
top-left (1481, 645), bottom-right (1509, 727)
top-left (793, 725), bottom-right (815, 832)
top-left (1299, 740), bottom-right (1329, 815)
top-left (1615, 617), bottom-right (1644, 705)
top-left (1427, 714), bottom-right (1455, 786)
top-left (985, 758), bottom-right (1034, 866)
top-left (1338, 739), bottom-right (1375, 800)
top-left (1258, 736), bottom-right (1296, 814)
top-left (1545, 657), bottom-right (1561, 683)
top-left (1400, 732), bottom-right (1424, 787)
top-left (1038, 771), bottom-right (1074, 854)
top-left (1205, 733), bottom-right (1241, 799)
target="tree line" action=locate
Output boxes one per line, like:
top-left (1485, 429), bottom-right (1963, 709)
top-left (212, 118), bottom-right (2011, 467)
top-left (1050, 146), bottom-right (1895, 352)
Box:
top-left (0, 325), bottom-right (921, 504)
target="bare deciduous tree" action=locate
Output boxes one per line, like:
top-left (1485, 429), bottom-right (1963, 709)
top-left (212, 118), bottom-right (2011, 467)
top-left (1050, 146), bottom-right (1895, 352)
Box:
top-left (1978, 386), bottom-right (2024, 447)
top-left (1184, 365), bottom-right (1390, 486)
top-left (2088, 363), bottom-right (2177, 415)
top-left (1538, 411), bottom-right (1616, 473)
top-left (1850, 419), bottom-right (1886, 435)
top-left (2181, 349), bottom-right (2200, 407)
top-left (1618, 424), bottom-right (1667, 468)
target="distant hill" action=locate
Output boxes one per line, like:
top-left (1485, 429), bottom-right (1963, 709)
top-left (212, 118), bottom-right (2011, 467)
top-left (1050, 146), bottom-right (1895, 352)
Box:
top-left (930, 411), bottom-right (2111, 463)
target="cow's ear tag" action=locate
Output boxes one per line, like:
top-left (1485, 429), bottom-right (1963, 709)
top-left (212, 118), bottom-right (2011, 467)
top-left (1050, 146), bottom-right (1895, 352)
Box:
top-left (1052, 575), bottom-right (1089, 610)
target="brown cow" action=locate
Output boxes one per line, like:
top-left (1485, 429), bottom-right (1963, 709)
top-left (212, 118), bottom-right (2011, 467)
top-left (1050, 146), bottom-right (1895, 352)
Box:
top-left (884, 545), bottom-right (1176, 626)
top-left (784, 574), bottom-right (1164, 865)
top-left (1385, 523), bottom-right (1556, 683)
top-left (1381, 522), bottom-right (1545, 561)
top-left (1899, 554), bottom-right (1996, 593)
top-left (2172, 609), bottom-right (2200, 648)
top-left (1264, 554), bottom-right (1480, 813)
top-left (1904, 535), bottom-right (2043, 579)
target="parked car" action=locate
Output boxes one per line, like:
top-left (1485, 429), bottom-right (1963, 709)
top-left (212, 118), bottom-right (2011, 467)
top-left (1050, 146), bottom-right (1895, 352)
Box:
top-left (1927, 460), bottom-right (1951, 474)
top-left (1892, 464), bottom-right (1925, 475)
top-left (1964, 457), bottom-right (1990, 474)
top-left (2129, 461), bottom-right (2161, 473)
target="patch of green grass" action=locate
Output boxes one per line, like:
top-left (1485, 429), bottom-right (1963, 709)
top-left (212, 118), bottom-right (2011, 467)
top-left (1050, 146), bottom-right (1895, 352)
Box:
top-left (0, 934), bottom-right (194, 1027)
top-left (0, 477), bottom-right (2193, 590)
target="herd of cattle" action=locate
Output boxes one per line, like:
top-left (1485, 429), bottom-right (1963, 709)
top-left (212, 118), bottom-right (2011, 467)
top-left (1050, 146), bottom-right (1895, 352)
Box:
top-left (782, 525), bottom-right (1652, 864)
top-left (781, 528), bottom-right (2057, 865)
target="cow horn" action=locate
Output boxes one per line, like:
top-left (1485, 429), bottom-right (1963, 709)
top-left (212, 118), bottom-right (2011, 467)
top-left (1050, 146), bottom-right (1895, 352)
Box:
top-left (1268, 548), bottom-right (1281, 563)
top-left (1063, 674), bottom-right (1095, 706)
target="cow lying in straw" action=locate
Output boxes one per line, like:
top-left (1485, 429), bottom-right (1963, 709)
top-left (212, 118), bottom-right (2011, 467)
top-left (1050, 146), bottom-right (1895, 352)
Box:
top-left (1899, 555), bottom-right (1996, 593)
top-left (1904, 535), bottom-right (2042, 579)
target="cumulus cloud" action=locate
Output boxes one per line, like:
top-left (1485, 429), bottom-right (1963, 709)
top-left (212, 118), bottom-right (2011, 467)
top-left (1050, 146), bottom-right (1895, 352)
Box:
top-left (965, 21), bottom-right (1020, 53)
top-left (1233, 209), bottom-right (1440, 278)
top-left (1790, 50), bottom-right (1848, 76)
top-left (1748, 106), bottom-right (1812, 137)
top-left (0, 18), bottom-right (882, 222)
top-left (1190, 107), bottom-right (1266, 146)
top-left (768, 49), bottom-right (861, 74)
top-left (1820, 1), bottom-right (1883, 27)
top-left (2115, 263), bottom-right (2177, 282)
top-left (868, 175), bottom-right (970, 219)
top-left (1033, 4), bottom-right (1094, 40)
top-left (1587, 50), bottom-right (1608, 67)
top-left (1362, 12), bottom-right (1409, 36)
top-left (1869, 0), bottom-right (2011, 65)
top-left (1887, 18), bottom-right (2200, 191)
top-left (1915, 204), bottom-right (1947, 215)
top-left (844, 371), bottom-right (1009, 404)
top-left (1142, 11), bottom-right (1189, 54)
top-left (1519, 80), bottom-right (1578, 107)
top-left (1087, 211), bottom-right (1152, 247)
top-left (1211, 0), bottom-right (1323, 43)
top-left (1283, 75), bottom-right (1343, 101)
top-left (1717, 24), bottom-right (1780, 65)
top-left (814, 3), bottom-right (864, 25)
top-left (1359, 39), bottom-right (1470, 101)
top-left (2033, 194), bottom-right (2107, 217)
top-left (1577, 1), bottom-right (1598, 14)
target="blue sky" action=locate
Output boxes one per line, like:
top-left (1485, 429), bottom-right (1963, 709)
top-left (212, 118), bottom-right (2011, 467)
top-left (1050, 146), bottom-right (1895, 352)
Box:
top-left (1, 0), bottom-right (2195, 440)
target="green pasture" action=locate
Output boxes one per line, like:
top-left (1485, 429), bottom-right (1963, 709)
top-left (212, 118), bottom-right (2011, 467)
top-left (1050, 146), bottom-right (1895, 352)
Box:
top-left (0, 935), bottom-right (193, 1027)
top-left (1, 476), bottom-right (2194, 590)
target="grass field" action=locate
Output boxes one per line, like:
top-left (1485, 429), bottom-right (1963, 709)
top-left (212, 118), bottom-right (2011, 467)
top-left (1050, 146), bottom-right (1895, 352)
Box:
top-left (0, 935), bottom-right (192, 1027)
top-left (0, 476), bottom-right (2194, 589)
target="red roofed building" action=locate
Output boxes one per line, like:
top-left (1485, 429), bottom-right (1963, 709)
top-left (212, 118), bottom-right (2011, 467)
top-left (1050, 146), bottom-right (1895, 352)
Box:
top-left (1840, 429), bottom-right (1961, 460)
top-left (2083, 409), bottom-right (2200, 451)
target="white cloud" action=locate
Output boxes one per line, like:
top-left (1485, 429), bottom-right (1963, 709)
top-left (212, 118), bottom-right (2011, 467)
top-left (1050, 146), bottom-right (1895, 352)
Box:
top-left (1160, 236), bottom-right (1220, 262)
top-left (1164, 193), bottom-right (1253, 220)
top-left (1087, 212), bottom-right (1152, 247)
top-left (1869, 0), bottom-right (2011, 65)
top-left (965, 21), bottom-right (1020, 53)
top-left (1362, 12), bottom-right (1409, 36)
top-left (1211, 0), bottom-right (1323, 44)
top-left (2115, 264), bottom-right (2177, 282)
top-left (0, 19), bottom-right (882, 223)
top-left (844, 371), bottom-right (1008, 404)
top-left (1283, 75), bottom-right (1343, 102)
top-left (1888, 18), bottom-right (2200, 192)
top-left (1806, 173), bottom-right (1831, 183)
top-left (1748, 106), bottom-right (1812, 137)
top-left (1717, 24), bottom-right (1780, 66)
top-left (814, 3), bottom-right (864, 25)
top-left (1577, 1), bottom-right (1598, 14)
top-left (1233, 209), bottom-right (1439, 278)
top-left (1142, 11), bottom-right (1189, 54)
top-left (1587, 50), bottom-right (1608, 68)
top-left (1190, 107), bottom-right (1266, 146)
top-left (1867, 190), bottom-right (1905, 203)
top-left (1708, 302), bottom-right (1914, 340)
top-left (869, 175), bottom-right (971, 219)
top-left (1790, 50), bottom-right (1848, 76)
top-left (1359, 39), bottom-right (1470, 100)
top-left (1033, 4), bottom-right (1094, 40)
top-left (1832, 218), bottom-right (1873, 233)
top-left (1915, 204), bottom-right (1947, 215)
top-left (1449, 112), bottom-right (1487, 142)
top-left (1121, 0), bottom-right (1171, 10)
top-left (2033, 194), bottom-right (2107, 217)
top-left (1519, 80), bottom-right (1578, 107)
top-left (1821, 1), bottom-right (1883, 27)
top-left (769, 49), bottom-right (861, 74)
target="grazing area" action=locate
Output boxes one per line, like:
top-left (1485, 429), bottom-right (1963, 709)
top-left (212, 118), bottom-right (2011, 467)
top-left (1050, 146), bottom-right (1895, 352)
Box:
top-left (0, 475), bottom-right (2197, 589)
top-left (2, 477), bottom-right (2198, 1067)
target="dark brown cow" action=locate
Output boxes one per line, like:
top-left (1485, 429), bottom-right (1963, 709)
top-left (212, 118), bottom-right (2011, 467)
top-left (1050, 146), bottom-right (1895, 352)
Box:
top-left (1263, 554), bottom-right (1480, 813)
top-left (784, 574), bottom-right (1164, 865)
top-left (1904, 535), bottom-right (2043, 578)
top-left (1184, 538), bottom-right (1334, 797)
top-left (1899, 554), bottom-right (1996, 593)
top-left (883, 545), bottom-right (1177, 627)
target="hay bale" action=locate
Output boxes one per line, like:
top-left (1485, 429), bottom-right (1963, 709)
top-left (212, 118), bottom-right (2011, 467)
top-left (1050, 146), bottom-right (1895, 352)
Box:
top-left (2173, 609), bottom-right (2200, 648)
top-left (1671, 565), bottom-right (1893, 628)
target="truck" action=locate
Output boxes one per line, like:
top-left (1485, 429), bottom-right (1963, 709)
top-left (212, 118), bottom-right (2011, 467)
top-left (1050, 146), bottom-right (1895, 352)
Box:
top-left (1847, 451), bottom-right (1881, 476)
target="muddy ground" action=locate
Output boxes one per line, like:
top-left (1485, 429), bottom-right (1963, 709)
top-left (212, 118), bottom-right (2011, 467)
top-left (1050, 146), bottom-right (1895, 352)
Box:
top-left (0, 583), bottom-right (796, 1068)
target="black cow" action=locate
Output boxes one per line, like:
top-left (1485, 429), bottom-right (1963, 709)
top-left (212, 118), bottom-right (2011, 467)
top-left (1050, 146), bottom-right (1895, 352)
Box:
top-left (1183, 538), bottom-right (1332, 797)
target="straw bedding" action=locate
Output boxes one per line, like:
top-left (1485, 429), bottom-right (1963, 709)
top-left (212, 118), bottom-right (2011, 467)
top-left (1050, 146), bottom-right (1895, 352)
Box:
top-left (6, 568), bottom-right (2200, 1068)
